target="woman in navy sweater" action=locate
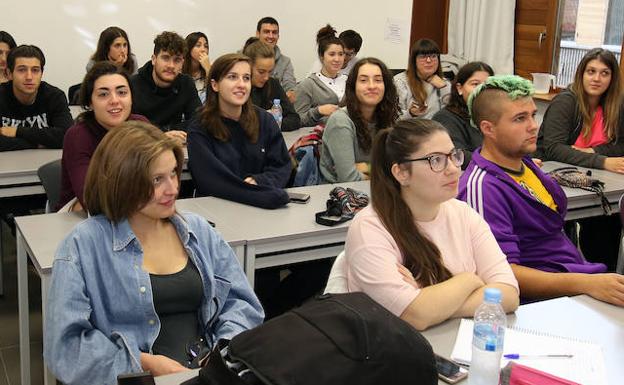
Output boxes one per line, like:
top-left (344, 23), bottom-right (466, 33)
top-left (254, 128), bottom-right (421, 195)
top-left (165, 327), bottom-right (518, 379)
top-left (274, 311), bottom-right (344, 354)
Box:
top-left (187, 53), bottom-right (292, 209)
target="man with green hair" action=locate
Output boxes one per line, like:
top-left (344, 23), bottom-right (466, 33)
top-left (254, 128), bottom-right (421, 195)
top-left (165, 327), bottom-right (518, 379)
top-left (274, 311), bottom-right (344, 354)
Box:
top-left (458, 75), bottom-right (624, 306)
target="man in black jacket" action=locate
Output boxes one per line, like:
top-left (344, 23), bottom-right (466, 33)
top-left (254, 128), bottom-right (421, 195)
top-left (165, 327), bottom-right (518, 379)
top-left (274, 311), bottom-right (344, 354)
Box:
top-left (131, 31), bottom-right (201, 143)
top-left (0, 45), bottom-right (72, 151)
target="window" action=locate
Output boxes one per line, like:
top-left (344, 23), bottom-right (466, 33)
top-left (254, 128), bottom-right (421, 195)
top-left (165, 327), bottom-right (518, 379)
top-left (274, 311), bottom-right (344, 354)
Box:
top-left (556, 0), bottom-right (623, 87)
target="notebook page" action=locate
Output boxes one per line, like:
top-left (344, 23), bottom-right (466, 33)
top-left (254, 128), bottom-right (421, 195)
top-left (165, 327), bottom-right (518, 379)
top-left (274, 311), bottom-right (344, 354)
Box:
top-left (450, 318), bottom-right (607, 385)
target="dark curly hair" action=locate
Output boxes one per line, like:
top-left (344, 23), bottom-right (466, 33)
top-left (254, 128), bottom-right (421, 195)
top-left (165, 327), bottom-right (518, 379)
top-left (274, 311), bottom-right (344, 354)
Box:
top-left (153, 31), bottom-right (186, 56)
top-left (342, 57), bottom-right (400, 152)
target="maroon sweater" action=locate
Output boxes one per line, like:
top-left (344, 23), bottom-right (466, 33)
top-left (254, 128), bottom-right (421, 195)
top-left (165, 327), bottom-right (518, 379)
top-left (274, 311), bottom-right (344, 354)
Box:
top-left (58, 114), bottom-right (148, 210)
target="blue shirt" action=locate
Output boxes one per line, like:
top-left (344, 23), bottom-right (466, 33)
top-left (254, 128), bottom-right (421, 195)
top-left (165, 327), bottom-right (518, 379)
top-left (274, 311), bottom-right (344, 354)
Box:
top-left (44, 212), bottom-right (264, 385)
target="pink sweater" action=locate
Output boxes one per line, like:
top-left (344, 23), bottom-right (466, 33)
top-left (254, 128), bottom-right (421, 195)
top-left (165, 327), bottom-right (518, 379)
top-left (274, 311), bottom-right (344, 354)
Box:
top-left (344, 199), bottom-right (519, 316)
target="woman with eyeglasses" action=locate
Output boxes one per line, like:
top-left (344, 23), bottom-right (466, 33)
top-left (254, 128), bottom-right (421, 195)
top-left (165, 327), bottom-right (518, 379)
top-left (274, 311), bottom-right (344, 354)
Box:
top-left (333, 119), bottom-right (518, 330)
top-left (394, 39), bottom-right (450, 120)
top-left (45, 121), bottom-right (263, 384)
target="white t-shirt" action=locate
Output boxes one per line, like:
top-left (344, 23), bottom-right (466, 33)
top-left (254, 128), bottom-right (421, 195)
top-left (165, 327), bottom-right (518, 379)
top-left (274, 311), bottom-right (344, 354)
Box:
top-left (315, 72), bottom-right (347, 100)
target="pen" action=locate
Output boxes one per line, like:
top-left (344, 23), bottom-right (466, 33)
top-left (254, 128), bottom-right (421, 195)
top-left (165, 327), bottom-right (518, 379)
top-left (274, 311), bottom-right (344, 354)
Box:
top-left (504, 354), bottom-right (573, 360)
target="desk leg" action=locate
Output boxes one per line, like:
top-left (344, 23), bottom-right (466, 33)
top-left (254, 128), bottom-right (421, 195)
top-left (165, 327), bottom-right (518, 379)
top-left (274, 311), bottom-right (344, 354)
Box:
top-left (0, 223), bottom-right (4, 296)
top-left (232, 245), bottom-right (245, 271)
top-left (17, 229), bottom-right (31, 385)
top-left (40, 273), bottom-right (56, 385)
top-left (245, 245), bottom-right (255, 288)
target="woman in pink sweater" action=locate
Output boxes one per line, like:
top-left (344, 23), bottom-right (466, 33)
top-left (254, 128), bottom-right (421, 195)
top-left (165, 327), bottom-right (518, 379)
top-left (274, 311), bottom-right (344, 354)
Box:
top-left (340, 118), bottom-right (519, 330)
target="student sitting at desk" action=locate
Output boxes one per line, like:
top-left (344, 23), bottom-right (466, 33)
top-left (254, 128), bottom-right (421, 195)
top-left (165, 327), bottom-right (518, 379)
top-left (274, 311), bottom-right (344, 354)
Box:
top-left (44, 121), bottom-right (263, 385)
top-left (458, 75), bottom-right (624, 307)
top-left (394, 38), bottom-right (451, 120)
top-left (182, 32), bottom-right (211, 103)
top-left (86, 26), bottom-right (138, 75)
top-left (294, 24), bottom-right (347, 127)
top-left (187, 53), bottom-right (291, 209)
top-left (0, 44), bottom-right (72, 151)
top-left (333, 119), bottom-right (519, 330)
top-left (0, 31), bottom-right (16, 84)
top-left (537, 48), bottom-right (624, 173)
top-left (432, 61), bottom-right (494, 169)
top-left (59, 62), bottom-right (148, 211)
top-left (243, 38), bottom-right (301, 132)
top-left (319, 57), bottom-right (399, 183)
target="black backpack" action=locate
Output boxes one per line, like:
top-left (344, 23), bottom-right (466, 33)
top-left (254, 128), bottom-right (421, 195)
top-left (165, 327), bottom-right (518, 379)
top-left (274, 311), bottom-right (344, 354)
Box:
top-left (185, 292), bottom-right (437, 385)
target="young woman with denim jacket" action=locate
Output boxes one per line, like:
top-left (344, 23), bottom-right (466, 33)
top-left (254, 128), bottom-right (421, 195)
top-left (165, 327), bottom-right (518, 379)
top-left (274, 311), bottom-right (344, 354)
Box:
top-left (44, 121), bottom-right (263, 385)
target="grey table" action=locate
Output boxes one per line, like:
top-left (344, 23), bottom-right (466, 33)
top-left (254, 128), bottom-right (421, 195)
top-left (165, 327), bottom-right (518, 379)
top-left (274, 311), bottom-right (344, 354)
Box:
top-left (191, 181), bottom-right (370, 287)
top-left (154, 296), bottom-right (623, 385)
top-left (542, 161), bottom-right (624, 220)
top-left (14, 199), bottom-right (245, 385)
top-left (422, 295), bottom-right (623, 385)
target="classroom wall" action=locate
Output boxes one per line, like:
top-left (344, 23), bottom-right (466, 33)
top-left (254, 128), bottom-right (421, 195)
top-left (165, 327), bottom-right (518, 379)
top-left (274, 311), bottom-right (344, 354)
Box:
top-left (5, 0), bottom-right (413, 96)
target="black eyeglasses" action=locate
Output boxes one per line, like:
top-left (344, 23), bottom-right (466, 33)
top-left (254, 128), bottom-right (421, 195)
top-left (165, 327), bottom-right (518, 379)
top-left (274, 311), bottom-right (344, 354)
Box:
top-left (401, 148), bottom-right (464, 172)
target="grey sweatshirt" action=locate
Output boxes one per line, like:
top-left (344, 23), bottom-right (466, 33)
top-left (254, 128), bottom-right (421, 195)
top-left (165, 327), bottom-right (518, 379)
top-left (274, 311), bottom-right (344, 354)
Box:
top-left (272, 46), bottom-right (296, 92)
top-left (294, 74), bottom-right (341, 127)
top-left (320, 108), bottom-right (373, 183)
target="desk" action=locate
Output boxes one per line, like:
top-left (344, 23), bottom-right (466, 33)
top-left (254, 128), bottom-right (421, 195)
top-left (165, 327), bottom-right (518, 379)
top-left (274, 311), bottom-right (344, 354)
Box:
top-left (14, 199), bottom-right (244, 385)
top-left (422, 295), bottom-right (623, 385)
top-left (542, 161), bottom-right (624, 220)
top-left (191, 181), bottom-right (370, 287)
top-left (0, 149), bottom-right (61, 198)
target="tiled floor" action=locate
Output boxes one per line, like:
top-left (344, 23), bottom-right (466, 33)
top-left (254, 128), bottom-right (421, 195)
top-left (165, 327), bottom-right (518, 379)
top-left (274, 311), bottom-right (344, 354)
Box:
top-left (0, 221), bottom-right (44, 385)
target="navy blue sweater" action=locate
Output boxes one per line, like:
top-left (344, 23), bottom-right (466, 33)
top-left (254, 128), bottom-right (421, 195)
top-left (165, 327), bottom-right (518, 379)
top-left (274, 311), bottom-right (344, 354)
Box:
top-left (187, 106), bottom-right (291, 209)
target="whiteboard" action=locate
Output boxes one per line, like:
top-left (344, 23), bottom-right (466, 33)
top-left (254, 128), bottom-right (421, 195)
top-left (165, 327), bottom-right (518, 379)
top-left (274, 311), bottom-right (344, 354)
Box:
top-left (4, 0), bottom-right (413, 95)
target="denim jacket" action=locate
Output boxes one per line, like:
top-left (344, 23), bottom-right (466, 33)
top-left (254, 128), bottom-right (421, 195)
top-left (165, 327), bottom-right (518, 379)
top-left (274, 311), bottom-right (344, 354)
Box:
top-left (44, 212), bottom-right (264, 385)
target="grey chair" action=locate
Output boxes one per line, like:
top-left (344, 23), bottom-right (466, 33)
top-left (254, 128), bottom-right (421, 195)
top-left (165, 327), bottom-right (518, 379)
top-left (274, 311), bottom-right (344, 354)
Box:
top-left (37, 159), bottom-right (63, 213)
top-left (617, 194), bottom-right (624, 274)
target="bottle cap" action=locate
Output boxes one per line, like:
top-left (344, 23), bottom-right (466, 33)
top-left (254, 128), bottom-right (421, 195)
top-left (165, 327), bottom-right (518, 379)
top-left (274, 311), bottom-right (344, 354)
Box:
top-left (483, 288), bottom-right (502, 303)
top-left (273, 99), bottom-right (281, 105)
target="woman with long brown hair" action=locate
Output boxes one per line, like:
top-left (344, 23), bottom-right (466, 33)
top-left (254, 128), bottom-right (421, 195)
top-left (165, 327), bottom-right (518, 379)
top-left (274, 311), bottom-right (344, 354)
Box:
top-left (187, 53), bottom-right (291, 209)
top-left (87, 26), bottom-right (137, 75)
top-left (394, 38), bottom-right (450, 120)
top-left (337, 119), bottom-right (518, 330)
top-left (538, 48), bottom-right (624, 173)
top-left (182, 32), bottom-right (211, 102)
top-left (319, 57), bottom-right (399, 182)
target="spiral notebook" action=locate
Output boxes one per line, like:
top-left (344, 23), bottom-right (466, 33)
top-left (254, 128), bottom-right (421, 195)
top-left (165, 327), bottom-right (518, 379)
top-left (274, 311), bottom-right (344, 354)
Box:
top-left (450, 318), bottom-right (606, 385)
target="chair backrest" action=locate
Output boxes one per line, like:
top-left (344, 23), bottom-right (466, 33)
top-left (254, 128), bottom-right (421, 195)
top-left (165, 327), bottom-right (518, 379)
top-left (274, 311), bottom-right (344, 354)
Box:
top-left (619, 193), bottom-right (624, 225)
top-left (324, 251), bottom-right (348, 294)
top-left (37, 159), bottom-right (63, 213)
top-left (67, 83), bottom-right (81, 106)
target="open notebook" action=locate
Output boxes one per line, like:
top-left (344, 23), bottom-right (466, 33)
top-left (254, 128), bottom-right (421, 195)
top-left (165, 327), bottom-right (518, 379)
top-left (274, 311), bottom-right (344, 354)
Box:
top-left (450, 318), bottom-right (606, 385)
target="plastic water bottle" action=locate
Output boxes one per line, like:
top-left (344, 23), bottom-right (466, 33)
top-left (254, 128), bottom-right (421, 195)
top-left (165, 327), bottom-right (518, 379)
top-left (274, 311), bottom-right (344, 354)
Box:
top-left (270, 99), bottom-right (283, 128)
top-left (469, 288), bottom-right (506, 385)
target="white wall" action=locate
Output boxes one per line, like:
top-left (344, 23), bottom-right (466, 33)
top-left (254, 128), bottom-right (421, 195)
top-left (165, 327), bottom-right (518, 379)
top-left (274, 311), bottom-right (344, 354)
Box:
top-left (5, 0), bottom-right (413, 95)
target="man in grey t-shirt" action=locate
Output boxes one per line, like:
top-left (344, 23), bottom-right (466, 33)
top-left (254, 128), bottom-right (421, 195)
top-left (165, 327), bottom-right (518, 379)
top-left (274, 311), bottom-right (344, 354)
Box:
top-left (255, 16), bottom-right (296, 102)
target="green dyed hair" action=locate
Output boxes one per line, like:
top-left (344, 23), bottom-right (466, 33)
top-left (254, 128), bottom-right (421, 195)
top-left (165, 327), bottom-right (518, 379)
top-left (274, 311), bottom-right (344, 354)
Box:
top-left (468, 75), bottom-right (534, 127)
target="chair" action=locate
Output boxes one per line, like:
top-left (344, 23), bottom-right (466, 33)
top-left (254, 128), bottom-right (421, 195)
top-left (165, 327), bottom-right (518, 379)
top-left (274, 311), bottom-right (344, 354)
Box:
top-left (67, 83), bottom-right (81, 105)
top-left (323, 250), bottom-right (348, 294)
top-left (37, 159), bottom-right (63, 213)
top-left (389, 68), bottom-right (405, 77)
top-left (617, 194), bottom-right (624, 274)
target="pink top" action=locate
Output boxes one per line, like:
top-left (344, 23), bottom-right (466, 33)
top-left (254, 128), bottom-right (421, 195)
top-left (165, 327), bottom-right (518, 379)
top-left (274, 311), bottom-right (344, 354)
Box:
top-left (343, 199), bottom-right (519, 317)
top-left (574, 106), bottom-right (607, 148)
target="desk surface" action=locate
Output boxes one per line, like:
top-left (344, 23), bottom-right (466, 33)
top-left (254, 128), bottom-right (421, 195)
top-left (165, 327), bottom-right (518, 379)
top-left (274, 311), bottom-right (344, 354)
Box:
top-left (0, 149), bottom-right (61, 186)
top-left (422, 295), bottom-right (622, 385)
top-left (13, 198), bottom-right (244, 275)
top-left (541, 161), bottom-right (624, 214)
top-left (191, 181), bottom-right (370, 246)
